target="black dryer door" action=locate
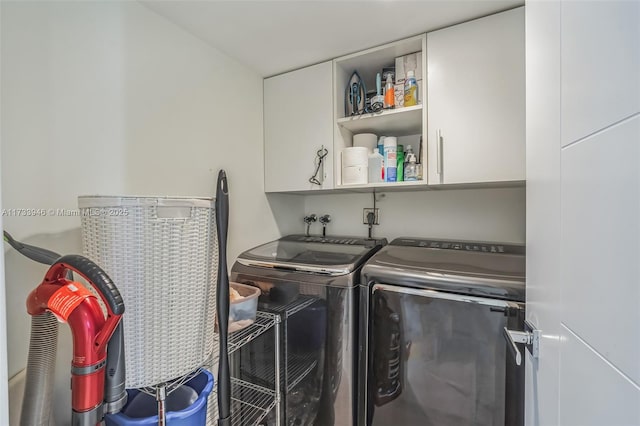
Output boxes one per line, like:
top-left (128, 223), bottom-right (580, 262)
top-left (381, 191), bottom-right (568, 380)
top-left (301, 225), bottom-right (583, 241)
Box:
top-left (368, 284), bottom-right (524, 426)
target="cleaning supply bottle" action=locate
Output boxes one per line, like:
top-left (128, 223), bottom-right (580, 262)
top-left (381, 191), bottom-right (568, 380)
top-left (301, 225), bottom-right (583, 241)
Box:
top-left (404, 70), bottom-right (418, 107)
top-left (370, 73), bottom-right (383, 112)
top-left (396, 144), bottom-right (404, 182)
top-left (368, 148), bottom-right (384, 183)
top-left (384, 74), bottom-right (395, 109)
top-left (404, 144), bottom-right (418, 181)
top-left (378, 136), bottom-right (386, 180)
top-left (383, 137), bottom-right (397, 182)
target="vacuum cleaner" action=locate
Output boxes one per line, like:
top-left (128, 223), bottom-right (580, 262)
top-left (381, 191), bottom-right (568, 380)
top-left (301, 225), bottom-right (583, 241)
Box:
top-left (4, 231), bottom-right (126, 426)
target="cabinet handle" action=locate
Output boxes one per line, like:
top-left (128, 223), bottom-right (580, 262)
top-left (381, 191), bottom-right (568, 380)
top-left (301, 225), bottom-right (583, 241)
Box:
top-left (436, 129), bottom-right (444, 181)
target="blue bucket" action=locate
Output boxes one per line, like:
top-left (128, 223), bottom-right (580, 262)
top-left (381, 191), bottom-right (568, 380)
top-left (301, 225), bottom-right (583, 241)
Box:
top-left (105, 369), bottom-right (214, 426)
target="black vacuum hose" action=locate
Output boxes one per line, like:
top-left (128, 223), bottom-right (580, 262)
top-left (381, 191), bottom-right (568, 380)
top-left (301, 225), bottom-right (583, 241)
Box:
top-left (3, 231), bottom-right (59, 265)
top-left (215, 170), bottom-right (231, 426)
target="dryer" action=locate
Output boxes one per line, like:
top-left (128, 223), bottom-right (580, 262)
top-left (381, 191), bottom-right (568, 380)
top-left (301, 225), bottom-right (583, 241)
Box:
top-left (359, 237), bottom-right (526, 426)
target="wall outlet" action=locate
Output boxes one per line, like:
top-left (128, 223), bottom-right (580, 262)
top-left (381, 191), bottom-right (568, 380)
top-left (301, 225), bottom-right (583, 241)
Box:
top-left (363, 208), bottom-right (380, 225)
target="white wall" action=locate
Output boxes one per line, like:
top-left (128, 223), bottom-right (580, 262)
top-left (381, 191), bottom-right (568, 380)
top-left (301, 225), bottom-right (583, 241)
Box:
top-left (304, 187), bottom-right (525, 243)
top-left (1, 1), bottom-right (301, 424)
top-left (0, 140), bottom-right (9, 426)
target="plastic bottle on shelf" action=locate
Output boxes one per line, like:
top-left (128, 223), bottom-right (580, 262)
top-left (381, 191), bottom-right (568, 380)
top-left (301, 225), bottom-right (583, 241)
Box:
top-left (404, 145), bottom-right (419, 181)
top-left (396, 144), bottom-right (404, 182)
top-left (384, 74), bottom-right (395, 109)
top-left (404, 70), bottom-right (418, 107)
top-left (368, 148), bottom-right (384, 183)
top-left (383, 137), bottom-right (397, 182)
top-left (377, 136), bottom-right (386, 180)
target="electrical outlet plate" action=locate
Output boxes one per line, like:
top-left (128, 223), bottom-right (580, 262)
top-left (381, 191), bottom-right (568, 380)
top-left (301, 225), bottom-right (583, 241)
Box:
top-left (363, 208), bottom-right (379, 225)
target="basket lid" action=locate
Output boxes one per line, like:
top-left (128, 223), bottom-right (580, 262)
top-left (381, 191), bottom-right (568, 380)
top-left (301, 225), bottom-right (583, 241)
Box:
top-left (78, 195), bottom-right (215, 209)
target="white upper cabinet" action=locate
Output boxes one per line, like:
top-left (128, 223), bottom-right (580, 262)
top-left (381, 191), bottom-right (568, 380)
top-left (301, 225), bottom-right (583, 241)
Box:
top-left (264, 8), bottom-right (526, 193)
top-left (427, 7), bottom-right (525, 185)
top-left (264, 61), bottom-right (334, 192)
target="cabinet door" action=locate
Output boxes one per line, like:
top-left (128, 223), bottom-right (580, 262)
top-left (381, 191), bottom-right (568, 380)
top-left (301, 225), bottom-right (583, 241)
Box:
top-left (427, 7), bottom-right (525, 185)
top-left (264, 61), bottom-right (333, 192)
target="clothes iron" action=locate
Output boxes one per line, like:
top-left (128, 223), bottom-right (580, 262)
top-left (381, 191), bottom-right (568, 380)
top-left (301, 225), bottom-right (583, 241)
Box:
top-left (345, 70), bottom-right (366, 116)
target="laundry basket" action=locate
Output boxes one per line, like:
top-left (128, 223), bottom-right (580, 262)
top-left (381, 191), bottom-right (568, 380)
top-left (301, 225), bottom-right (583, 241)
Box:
top-left (78, 196), bottom-right (218, 389)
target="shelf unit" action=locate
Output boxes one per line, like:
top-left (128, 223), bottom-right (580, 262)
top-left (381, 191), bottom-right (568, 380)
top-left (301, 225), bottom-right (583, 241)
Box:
top-left (333, 34), bottom-right (428, 190)
top-left (209, 311), bottom-right (281, 426)
top-left (242, 295), bottom-right (321, 392)
top-left (235, 294), bottom-right (324, 426)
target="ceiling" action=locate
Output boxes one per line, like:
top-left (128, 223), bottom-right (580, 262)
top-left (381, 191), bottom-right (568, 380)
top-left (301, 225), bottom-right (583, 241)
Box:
top-left (141, 0), bottom-right (523, 78)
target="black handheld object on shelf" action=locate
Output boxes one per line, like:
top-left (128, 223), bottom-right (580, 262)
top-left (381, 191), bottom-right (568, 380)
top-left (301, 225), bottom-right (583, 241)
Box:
top-left (216, 170), bottom-right (232, 426)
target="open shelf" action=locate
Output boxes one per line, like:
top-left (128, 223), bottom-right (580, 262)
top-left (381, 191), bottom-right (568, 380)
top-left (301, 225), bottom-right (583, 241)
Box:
top-left (211, 378), bottom-right (278, 426)
top-left (240, 346), bottom-right (318, 393)
top-left (333, 34), bottom-right (427, 189)
top-left (336, 178), bottom-right (428, 191)
top-left (227, 311), bottom-right (278, 354)
top-left (259, 294), bottom-right (318, 318)
top-left (334, 34), bottom-right (424, 111)
top-left (285, 351), bottom-right (318, 392)
top-left (337, 104), bottom-right (422, 136)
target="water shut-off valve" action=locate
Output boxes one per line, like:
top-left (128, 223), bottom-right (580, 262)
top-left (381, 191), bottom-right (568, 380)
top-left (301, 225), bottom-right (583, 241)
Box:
top-left (304, 214), bottom-right (317, 236)
top-left (319, 215), bottom-right (331, 237)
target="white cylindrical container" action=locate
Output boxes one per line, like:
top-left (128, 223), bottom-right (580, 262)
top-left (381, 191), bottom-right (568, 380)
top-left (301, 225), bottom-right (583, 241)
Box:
top-left (342, 147), bottom-right (369, 167)
top-left (353, 133), bottom-right (378, 151)
top-left (384, 136), bottom-right (398, 182)
top-left (342, 165), bottom-right (368, 185)
top-left (368, 148), bottom-right (384, 183)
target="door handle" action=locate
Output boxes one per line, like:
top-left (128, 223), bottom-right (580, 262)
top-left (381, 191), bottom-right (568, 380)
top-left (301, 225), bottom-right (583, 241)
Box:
top-left (436, 129), bottom-right (442, 175)
top-left (503, 320), bottom-right (540, 366)
top-left (436, 129), bottom-right (444, 183)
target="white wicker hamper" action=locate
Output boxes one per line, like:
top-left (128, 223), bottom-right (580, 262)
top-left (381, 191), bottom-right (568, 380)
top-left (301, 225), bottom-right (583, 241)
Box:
top-left (78, 196), bottom-right (218, 389)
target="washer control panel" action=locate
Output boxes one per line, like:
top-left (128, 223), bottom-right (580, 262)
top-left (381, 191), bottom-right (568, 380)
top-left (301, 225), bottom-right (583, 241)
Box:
top-left (391, 238), bottom-right (525, 255)
top-left (283, 234), bottom-right (386, 247)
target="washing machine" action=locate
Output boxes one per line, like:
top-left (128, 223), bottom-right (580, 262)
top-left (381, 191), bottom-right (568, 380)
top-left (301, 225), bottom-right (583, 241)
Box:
top-left (231, 234), bottom-right (387, 426)
top-left (359, 237), bottom-right (526, 426)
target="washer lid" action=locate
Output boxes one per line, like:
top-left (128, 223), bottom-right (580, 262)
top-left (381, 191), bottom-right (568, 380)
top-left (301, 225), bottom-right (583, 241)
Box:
top-left (362, 237), bottom-right (525, 301)
top-left (236, 234), bottom-right (386, 275)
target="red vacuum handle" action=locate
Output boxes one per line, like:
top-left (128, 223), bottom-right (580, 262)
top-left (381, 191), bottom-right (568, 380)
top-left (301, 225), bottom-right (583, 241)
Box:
top-left (44, 255), bottom-right (125, 315)
top-left (43, 255), bottom-right (124, 353)
top-left (27, 255), bottom-right (124, 416)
